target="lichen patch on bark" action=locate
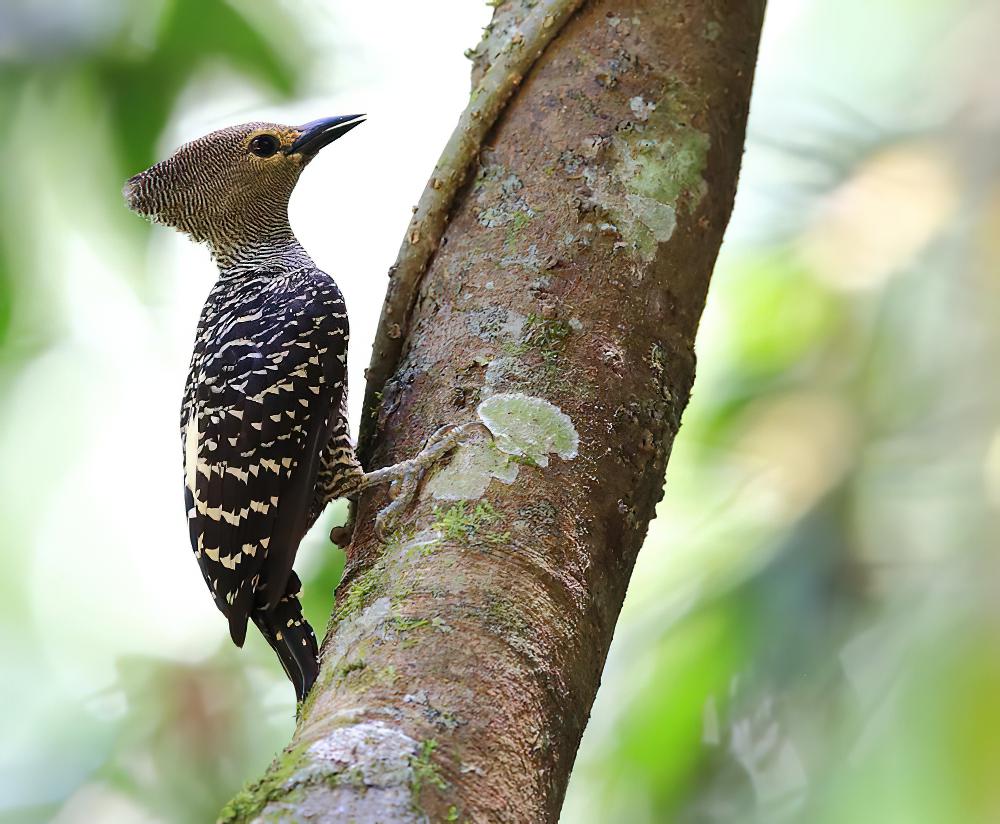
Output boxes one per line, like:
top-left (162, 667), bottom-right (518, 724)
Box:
top-left (426, 437), bottom-right (518, 501)
top-left (428, 393), bottom-right (577, 501)
top-left (568, 84), bottom-right (713, 260)
top-left (478, 393), bottom-right (579, 466)
top-left (255, 723), bottom-right (425, 823)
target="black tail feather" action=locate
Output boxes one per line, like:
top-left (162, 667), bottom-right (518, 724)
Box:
top-left (252, 572), bottom-right (319, 703)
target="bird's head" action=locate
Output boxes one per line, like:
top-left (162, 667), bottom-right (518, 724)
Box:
top-left (123, 115), bottom-right (364, 259)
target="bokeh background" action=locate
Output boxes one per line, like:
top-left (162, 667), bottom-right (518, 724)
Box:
top-left (1, 0), bottom-right (997, 821)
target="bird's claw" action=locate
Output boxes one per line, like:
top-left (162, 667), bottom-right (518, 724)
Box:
top-left (369, 421), bottom-right (492, 538)
top-left (329, 523), bottom-right (355, 548)
top-left (375, 469), bottom-right (420, 538)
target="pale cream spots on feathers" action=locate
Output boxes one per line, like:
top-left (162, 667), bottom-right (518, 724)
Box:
top-left (220, 552), bottom-right (241, 570)
top-left (184, 418), bottom-right (200, 492)
top-left (226, 466), bottom-right (249, 483)
top-left (128, 116), bottom-right (370, 699)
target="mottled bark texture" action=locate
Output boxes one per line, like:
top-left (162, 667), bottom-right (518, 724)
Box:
top-left (220, 1), bottom-right (765, 821)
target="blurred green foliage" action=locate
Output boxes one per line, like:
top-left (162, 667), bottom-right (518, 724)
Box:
top-left (94, 0), bottom-right (299, 180)
top-left (562, 0), bottom-right (1000, 814)
top-left (0, 0), bottom-right (301, 359)
top-left (0, 2), bottom-right (330, 822)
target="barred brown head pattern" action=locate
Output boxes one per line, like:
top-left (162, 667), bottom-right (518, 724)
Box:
top-left (123, 122), bottom-right (308, 263)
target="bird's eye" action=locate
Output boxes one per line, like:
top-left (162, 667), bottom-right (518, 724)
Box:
top-left (248, 134), bottom-right (280, 158)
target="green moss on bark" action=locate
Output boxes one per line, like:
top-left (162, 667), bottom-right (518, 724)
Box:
top-left (217, 744), bottom-right (309, 824)
top-left (335, 563), bottom-right (387, 622)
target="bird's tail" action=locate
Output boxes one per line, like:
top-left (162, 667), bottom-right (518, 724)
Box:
top-left (252, 572), bottom-right (319, 703)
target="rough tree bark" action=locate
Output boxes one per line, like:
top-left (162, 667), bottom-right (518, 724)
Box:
top-left (221, 1), bottom-right (765, 821)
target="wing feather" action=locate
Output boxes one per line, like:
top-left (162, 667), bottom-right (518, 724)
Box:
top-left (181, 276), bottom-right (348, 645)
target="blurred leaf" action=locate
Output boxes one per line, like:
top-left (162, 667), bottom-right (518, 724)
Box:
top-left (97, 0), bottom-right (304, 178)
top-left (302, 545), bottom-right (346, 637)
top-left (684, 251), bottom-right (843, 455)
top-left (0, 242), bottom-right (11, 354)
top-left (624, 608), bottom-right (745, 814)
top-left (722, 253), bottom-right (841, 384)
top-left (100, 653), bottom-right (291, 823)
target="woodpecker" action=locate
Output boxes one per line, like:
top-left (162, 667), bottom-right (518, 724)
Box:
top-left (124, 116), bottom-right (478, 702)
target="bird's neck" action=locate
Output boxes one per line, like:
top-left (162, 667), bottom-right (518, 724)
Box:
top-left (212, 229), bottom-right (314, 278)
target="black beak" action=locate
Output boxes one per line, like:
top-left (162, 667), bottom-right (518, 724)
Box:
top-left (287, 114), bottom-right (365, 156)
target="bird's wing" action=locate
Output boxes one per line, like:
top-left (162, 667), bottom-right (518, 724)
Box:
top-left (183, 284), bottom-right (348, 645)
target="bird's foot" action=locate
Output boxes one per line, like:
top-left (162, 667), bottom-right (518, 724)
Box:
top-left (357, 421), bottom-right (491, 537)
top-left (329, 522), bottom-right (355, 548)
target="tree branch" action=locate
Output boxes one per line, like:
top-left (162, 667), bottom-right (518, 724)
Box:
top-left (221, 0), bottom-right (766, 821)
top-left (357, 0), bottom-right (586, 465)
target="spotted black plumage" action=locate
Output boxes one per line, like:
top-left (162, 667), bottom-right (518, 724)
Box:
top-left (181, 264), bottom-right (355, 646)
top-left (125, 116), bottom-right (366, 701)
top-left (125, 115), bottom-right (479, 703)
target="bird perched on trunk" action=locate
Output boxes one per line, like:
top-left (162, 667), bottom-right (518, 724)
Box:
top-left (124, 116), bottom-right (479, 703)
